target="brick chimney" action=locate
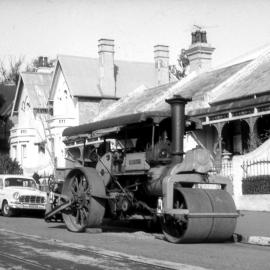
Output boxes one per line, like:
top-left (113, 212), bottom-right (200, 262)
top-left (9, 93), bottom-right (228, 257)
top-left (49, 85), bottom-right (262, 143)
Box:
top-left (154, 45), bottom-right (169, 86)
top-left (98, 39), bottom-right (115, 97)
top-left (185, 30), bottom-right (215, 72)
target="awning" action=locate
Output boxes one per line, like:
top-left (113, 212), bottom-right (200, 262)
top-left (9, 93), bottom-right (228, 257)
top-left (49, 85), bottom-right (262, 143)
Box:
top-left (63, 111), bottom-right (171, 137)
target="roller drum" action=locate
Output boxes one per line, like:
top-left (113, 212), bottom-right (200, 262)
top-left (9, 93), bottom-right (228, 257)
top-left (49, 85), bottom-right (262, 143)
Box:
top-left (162, 188), bottom-right (237, 243)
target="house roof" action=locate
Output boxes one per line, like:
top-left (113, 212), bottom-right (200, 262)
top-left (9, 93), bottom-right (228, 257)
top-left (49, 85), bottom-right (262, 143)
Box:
top-left (90, 47), bottom-right (270, 122)
top-left (57, 55), bottom-right (101, 98)
top-left (212, 54), bottom-right (270, 104)
top-left (56, 55), bottom-right (156, 99)
top-left (0, 84), bottom-right (17, 118)
top-left (13, 72), bottom-right (52, 113)
top-left (92, 60), bottom-right (251, 121)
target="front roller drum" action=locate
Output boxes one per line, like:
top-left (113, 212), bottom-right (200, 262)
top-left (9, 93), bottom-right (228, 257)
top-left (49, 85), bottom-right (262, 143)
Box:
top-left (162, 188), bottom-right (237, 243)
top-left (62, 167), bottom-right (106, 232)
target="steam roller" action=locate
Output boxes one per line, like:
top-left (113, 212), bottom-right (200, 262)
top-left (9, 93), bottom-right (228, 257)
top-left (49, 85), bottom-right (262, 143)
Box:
top-left (45, 95), bottom-right (238, 243)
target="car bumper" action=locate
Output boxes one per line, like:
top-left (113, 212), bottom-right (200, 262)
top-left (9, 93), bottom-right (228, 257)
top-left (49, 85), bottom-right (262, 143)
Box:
top-left (9, 202), bottom-right (46, 210)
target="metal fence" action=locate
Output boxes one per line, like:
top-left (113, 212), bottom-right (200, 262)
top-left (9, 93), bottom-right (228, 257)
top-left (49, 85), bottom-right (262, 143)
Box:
top-left (211, 160), bottom-right (233, 180)
top-left (242, 159), bottom-right (270, 194)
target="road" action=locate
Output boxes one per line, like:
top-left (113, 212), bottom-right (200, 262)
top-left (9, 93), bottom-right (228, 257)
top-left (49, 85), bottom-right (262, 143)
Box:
top-left (0, 212), bottom-right (269, 270)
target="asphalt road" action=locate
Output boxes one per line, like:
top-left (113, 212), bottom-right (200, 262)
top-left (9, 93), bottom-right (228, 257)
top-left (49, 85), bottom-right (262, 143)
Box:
top-left (0, 212), bottom-right (269, 270)
top-left (0, 230), bottom-right (173, 270)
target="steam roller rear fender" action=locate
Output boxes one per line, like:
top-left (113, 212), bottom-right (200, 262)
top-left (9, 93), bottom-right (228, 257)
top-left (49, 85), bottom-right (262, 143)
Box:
top-left (62, 167), bottom-right (106, 232)
top-left (162, 188), bottom-right (237, 243)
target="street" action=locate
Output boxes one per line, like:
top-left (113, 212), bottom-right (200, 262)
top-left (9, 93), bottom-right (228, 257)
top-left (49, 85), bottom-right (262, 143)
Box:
top-left (0, 213), bottom-right (269, 270)
top-left (0, 229), bottom-right (170, 270)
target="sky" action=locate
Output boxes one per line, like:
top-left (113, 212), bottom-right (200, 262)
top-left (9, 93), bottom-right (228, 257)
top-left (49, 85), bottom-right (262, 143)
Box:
top-left (0, 0), bottom-right (270, 68)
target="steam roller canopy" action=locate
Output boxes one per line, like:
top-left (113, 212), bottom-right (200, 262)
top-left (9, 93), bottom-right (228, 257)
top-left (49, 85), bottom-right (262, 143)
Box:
top-left (162, 188), bottom-right (237, 243)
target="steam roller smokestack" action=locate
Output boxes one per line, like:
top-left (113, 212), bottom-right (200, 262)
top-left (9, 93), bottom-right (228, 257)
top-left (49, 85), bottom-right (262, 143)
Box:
top-left (166, 95), bottom-right (191, 163)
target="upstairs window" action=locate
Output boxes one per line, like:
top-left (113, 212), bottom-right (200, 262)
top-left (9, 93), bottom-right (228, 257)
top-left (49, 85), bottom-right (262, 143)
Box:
top-left (21, 144), bottom-right (27, 159)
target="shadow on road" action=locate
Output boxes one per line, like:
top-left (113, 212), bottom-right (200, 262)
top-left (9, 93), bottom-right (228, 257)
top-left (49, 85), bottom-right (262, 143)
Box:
top-left (46, 218), bottom-right (162, 234)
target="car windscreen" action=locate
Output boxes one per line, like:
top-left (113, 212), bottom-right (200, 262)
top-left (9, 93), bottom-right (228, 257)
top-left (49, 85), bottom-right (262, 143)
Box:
top-left (5, 178), bottom-right (37, 188)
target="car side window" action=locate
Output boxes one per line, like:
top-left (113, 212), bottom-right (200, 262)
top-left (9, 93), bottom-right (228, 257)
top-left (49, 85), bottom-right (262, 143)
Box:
top-left (0, 178), bottom-right (3, 189)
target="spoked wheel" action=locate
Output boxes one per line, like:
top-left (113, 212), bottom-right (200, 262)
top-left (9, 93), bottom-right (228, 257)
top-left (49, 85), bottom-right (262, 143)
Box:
top-left (161, 215), bottom-right (188, 243)
top-left (161, 190), bottom-right (188, 243)
top-left (2, 201), bottom-right (14, 217)
top-left (62, 167), bottom-right (106, 232)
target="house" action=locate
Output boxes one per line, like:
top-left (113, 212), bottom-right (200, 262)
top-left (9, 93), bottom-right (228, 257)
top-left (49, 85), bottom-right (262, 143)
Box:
top-left (0, 83), bottom-right (17, 154)
top-left (63, 30), bottom-right (270, 211)
top-left (48, 39), bottom-right (175, 170)
top-left (10, 71), bottom-right (53, 176)
top-left (10, 39), bottom-right (175, 175)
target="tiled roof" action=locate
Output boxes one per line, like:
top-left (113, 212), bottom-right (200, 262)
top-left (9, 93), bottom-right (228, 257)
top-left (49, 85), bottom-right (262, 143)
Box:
top-left (93, 59), bottom-right (251, 121)
top-left (177, 60), bottom-right (251, 102)
top-left (57, 55), bottom-right (156, 98)
top-left (93, 82), bottom-right (178, 121)
top-left (58, 55), bottom-right (101, 98)
top-left (21, 72), bottom-right (52, 108)
top-left (0, 84), bottom-right (17, 118)
top-left (114, 60), bottom-right (156, 97)
top-left (212, 53), bottom-right (270, 103)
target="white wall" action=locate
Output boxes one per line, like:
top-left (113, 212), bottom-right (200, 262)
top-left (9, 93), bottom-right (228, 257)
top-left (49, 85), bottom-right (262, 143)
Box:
top-left (53, 70), bottom-right (77, 119)
top-left (50, 68), bottom-right (77, 168)
top-left (10, 88), bottom-right (53, 176)
top-left (232, 138), bottom-right (270, 211)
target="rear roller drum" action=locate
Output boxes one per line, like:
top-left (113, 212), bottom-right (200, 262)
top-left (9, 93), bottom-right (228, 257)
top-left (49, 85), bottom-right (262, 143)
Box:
top-left (62, 167), bottom-right (106, 232)
top-left (162, 188), bottom-right (237, 243)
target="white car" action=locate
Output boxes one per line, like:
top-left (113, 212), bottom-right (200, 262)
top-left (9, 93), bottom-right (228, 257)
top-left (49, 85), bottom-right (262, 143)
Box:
top-left (0, 175), bottom-right (47, 217)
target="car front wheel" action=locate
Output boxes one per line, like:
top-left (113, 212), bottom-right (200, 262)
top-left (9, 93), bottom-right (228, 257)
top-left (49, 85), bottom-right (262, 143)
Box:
top-left (2, 201), bottom-right (14, 217)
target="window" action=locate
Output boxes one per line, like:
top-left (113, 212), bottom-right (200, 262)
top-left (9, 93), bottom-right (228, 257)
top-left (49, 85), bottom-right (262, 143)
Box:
top-left (21, 144), bottom-right (27, 159)
top-left (5, 178), bottom-right (36, 188)
top-left (12, 145), bottom-right (17, 159)
top-left (38, 143), bottom-right (45, 154)
top-left (0, 179), bottom-right (3, 189)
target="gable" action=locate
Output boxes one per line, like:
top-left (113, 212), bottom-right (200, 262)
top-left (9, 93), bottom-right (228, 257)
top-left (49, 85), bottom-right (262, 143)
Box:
top-left (52, 68), bottom-right (76, 118)
top-left (13, 72), bottom-right (52, 116)
top-left (57, 55), bottom-right (101, 98)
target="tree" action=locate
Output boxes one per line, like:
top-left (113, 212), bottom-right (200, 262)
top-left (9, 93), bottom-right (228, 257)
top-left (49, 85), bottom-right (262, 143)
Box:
top-left (0, 154), bottom-right (23, 174)
top-left (0, 94), bottom-right (5, 110)
top-left (169, 49), bottom-right (190, 80)
top-left (0, 56), bottom-right (24, 85)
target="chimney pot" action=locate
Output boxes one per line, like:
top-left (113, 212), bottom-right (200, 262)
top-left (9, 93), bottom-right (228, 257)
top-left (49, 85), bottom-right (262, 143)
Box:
top-left (186, 31), bottom-right (215, 72)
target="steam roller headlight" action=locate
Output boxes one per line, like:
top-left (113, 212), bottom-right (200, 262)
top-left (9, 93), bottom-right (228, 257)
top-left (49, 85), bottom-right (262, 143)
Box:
top-left (159, 149), bottom-right (167, 158)
top-left (13, 192), bottom-right (20, 200)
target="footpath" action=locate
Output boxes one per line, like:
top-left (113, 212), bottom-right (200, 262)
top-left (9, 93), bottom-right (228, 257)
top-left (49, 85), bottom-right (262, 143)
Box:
top-left (235, 210), bottom-right (270, 246)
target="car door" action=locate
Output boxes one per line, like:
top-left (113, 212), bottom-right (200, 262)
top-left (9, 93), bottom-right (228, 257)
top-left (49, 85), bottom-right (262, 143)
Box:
top-left (0, 178), bottom-right (4, 206)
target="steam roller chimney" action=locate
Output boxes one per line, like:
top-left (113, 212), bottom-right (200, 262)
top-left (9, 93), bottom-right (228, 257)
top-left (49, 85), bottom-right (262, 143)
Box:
top-left (166, 95), bottom-right (191, 163)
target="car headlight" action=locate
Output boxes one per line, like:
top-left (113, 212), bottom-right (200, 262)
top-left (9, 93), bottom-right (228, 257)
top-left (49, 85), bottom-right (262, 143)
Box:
top-left (13, 192), bottom-right (20, 200)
